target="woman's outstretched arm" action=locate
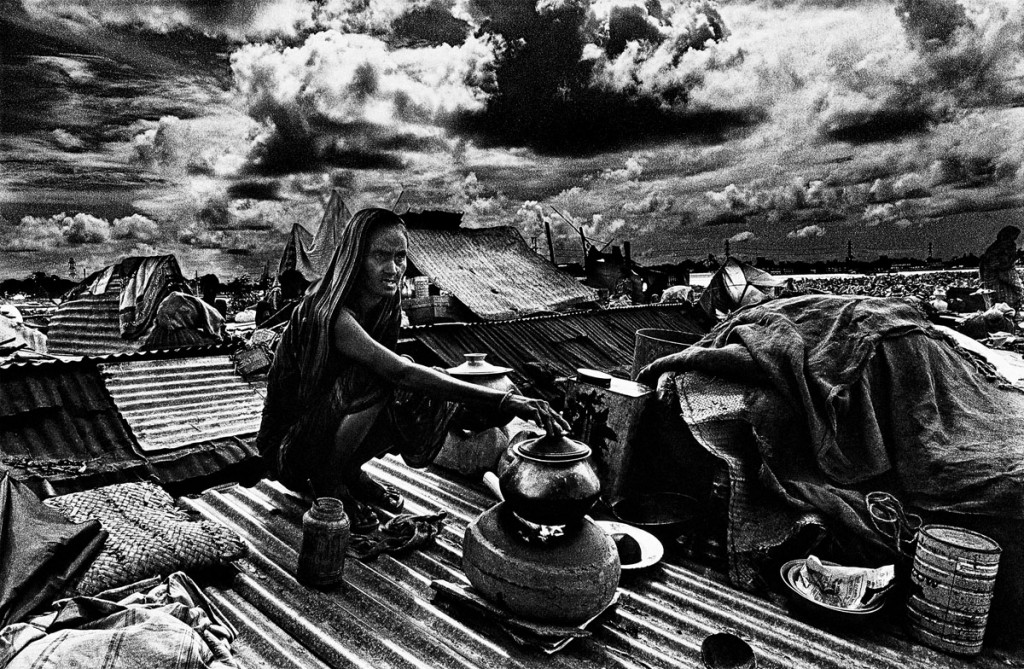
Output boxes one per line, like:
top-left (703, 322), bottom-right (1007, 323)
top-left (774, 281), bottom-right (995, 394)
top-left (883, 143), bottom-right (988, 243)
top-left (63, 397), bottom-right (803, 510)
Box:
top-left (334, 308), bottom-right (569, 434)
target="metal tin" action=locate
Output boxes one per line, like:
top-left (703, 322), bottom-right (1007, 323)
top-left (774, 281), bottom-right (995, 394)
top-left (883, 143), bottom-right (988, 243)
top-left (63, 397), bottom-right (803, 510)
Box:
top-left (297, 497), bottom-right (350, 588)
top-left (907, 524), bottom-right (1001, 656)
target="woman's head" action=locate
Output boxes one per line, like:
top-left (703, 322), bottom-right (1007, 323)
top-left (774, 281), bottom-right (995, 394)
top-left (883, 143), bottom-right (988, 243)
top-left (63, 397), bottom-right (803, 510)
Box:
top-left (997, 225), bottom-right (1021, 242)
top-left (355, 209), bottom-right (408, 302)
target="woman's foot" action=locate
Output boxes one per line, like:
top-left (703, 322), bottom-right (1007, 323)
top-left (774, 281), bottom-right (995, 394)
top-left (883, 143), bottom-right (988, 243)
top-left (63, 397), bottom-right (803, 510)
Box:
top-left (350, 470), bottom-right (405, 514)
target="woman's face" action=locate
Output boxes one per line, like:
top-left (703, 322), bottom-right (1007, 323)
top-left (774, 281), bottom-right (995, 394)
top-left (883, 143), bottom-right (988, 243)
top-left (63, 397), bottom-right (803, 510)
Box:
top-left (360, 224), bottom-right (408, 300)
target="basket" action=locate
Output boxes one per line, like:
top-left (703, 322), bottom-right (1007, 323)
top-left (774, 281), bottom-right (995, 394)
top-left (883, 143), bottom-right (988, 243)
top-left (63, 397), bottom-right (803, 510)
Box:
top-left (233, 343), bottom-right (273, 377)
top-left (404, 295), bottom-right (454, 325)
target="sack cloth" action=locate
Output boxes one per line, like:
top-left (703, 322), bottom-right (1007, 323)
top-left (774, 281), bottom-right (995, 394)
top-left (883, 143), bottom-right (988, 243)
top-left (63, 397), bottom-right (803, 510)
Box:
top-left (661, 295), bottom-right (1024, 645)
top-left (44, 482), bottom-right (247, 596)
top-left (0, 571), bottom-right (238, 669)
top-left (0, 475), bottom-right (106, 628)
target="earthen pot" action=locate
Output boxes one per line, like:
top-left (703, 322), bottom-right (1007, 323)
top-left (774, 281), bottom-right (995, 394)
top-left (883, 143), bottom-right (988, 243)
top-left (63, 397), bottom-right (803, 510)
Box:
top-left (499, 432), bottom-right (601, 526)
top-left (447, 353), bottom-right (517, 433)
top-left (462, 503), bottom-right (620, 624)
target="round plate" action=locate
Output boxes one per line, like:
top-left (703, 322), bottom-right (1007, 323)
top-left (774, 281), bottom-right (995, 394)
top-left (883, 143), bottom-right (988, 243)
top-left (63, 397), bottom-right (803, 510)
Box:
top-left (597, 520), bottom-right (664, 570)
top-left (779, 560), bottom-right (885, 615)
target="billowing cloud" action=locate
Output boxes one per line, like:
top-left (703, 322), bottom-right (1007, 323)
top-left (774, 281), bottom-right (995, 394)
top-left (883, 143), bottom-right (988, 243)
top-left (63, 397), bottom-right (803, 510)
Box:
top-left (112, 214), bottom-right (160, 241)
top-left (788, 224), bottom-right (825, 239)
top-left (729, 230), bottom-right (754, 243)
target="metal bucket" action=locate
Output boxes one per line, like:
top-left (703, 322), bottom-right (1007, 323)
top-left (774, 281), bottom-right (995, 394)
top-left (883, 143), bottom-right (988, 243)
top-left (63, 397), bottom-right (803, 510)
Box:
top-left (631, 328), bottom-right (702, 381)
top-left (907, 524), bottom-right (1001, 656)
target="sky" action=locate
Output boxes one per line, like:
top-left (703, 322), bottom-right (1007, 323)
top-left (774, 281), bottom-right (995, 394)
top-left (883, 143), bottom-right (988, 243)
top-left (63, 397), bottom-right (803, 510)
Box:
top-left (2, 0), bottom-right (1024, 282)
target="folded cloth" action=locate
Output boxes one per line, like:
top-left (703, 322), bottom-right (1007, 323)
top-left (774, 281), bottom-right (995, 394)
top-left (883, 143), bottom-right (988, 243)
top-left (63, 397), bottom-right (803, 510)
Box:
top-left (0, 571), bottom-right (238, 669)
top-left (0, 474), bottom-right (106, 628)
top-left (348, 512), bottom-right (447, 561)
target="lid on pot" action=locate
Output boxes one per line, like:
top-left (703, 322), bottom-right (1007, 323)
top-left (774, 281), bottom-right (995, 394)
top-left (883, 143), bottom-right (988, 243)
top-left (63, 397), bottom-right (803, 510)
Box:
top-left (514, 433), bottom-right (592, 462)
top-left (447, 353), bottom-right (512, 376)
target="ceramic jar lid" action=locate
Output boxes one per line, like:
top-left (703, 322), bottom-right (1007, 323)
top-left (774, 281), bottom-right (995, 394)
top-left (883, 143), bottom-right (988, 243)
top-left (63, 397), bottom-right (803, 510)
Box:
top-left (514, 433), bottom-right (592, 462)
top-left (447, 353), bottom-right (512, 376)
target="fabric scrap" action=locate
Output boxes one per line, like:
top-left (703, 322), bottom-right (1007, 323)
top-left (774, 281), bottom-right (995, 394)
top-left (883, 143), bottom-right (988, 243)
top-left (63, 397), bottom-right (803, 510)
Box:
top-left (0, 571), bottom-right (238, 669)
top-left (349, 512), bottom-right (447, 561)
top-left (0, 474), bottom-right (106, 628)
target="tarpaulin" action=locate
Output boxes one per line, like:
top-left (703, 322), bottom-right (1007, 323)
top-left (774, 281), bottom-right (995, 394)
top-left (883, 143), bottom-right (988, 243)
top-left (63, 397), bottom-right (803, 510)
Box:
top-left (0, 474), bottom-right (106, 627)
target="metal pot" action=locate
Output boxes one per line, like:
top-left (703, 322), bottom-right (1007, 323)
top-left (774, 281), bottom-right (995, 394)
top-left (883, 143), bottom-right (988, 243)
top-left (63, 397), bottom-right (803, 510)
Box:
top-left (448, 353), bottom-right (517, 433)
top-left (499, 433), bottom-right (601, 526)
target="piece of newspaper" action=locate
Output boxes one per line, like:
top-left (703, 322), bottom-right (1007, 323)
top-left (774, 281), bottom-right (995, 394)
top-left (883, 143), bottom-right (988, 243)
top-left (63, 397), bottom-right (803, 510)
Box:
top-left (796, 555), bottom-right (895, 609)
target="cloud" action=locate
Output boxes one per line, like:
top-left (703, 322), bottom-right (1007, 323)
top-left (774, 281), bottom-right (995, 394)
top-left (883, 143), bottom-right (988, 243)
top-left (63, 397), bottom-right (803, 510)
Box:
top-left (231, 29), bottom-right (500, 170)
top-left (729, 230), bottom-right (754, 243)
top-left (2, 212), bottom-right (114, 250)
top-left (24, 0), bottom-right (317, 40)
top-left (112, 214), bottom-right (161, 241)
top-left (788, 224), bottom-right (825, 239)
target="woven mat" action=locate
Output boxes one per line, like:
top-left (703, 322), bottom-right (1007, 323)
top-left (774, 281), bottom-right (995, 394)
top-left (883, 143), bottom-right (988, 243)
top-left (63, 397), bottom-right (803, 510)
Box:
top-left (44, 482), bottom-right (247, 596)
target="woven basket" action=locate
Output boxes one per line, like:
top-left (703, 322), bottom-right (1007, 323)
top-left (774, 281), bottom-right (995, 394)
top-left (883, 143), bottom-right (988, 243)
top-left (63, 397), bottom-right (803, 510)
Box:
top-left (44, 481), bottom-right (247, 596)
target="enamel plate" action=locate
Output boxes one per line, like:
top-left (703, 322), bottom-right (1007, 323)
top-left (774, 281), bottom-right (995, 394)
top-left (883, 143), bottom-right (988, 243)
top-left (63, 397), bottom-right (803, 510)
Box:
top-left (596, 520), bottom-right (665, 570)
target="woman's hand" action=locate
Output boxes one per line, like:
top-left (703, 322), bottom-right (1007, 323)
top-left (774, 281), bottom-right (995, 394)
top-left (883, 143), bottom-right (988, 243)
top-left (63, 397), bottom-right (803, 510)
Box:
top-left (504, 394), bottom-right (570, 436)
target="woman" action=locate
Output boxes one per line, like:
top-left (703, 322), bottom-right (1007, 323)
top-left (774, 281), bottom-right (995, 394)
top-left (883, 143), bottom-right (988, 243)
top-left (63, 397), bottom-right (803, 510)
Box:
top-left (979, 225), bottom-right (1024, 311)
top-left (256, 208), bottom-right (568, 532)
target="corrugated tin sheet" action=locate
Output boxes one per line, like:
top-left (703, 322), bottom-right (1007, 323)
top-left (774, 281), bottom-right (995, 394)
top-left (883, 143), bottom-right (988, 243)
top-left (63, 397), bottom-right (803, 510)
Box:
top-left (0, 351), bottom-right (262, 495)
top-left (99, 355), bottom-right (266, 452)
top-left (402, 304), bottom-right (706, 401)
top-left (407, 226), bottom-right (599, 320)
top-left (182, 457), bottom-right (1006, 669)
top-left (47, 279), bottom-right (135, 357)
top-left (0, 358), bottom-right (151, 492)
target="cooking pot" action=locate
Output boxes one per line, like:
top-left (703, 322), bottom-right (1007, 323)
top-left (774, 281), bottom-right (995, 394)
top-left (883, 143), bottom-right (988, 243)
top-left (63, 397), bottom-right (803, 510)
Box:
top-left (499, 433), bottom-right (601, 526)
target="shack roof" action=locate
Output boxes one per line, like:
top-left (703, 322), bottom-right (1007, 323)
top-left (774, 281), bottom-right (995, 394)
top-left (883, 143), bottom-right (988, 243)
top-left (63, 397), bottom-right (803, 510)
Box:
top-left (0, 349), bottom-right (261, 496)
top-left (400, 303), bottom-right (706, 400)
top-left (180, 455), bottom-right (1009, 669)
top-left (406, 225), bottom-right (599, 320)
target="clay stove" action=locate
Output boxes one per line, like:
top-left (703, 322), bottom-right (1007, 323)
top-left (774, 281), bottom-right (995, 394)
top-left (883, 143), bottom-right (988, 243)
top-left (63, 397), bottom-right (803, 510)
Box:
top-left (462, 432), bottom-right (621, 624)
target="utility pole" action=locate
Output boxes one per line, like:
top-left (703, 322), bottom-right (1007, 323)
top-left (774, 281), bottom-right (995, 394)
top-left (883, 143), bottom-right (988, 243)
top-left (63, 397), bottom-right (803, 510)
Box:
top-left (724, 239), bottom-right (731, 259)
top-left (543, 215), bottom-right (556, 265)
top-left (928, 241), bottom-right (933, 260)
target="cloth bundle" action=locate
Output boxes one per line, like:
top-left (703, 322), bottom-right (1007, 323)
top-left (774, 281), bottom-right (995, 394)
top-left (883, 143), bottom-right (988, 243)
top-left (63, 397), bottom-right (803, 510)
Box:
top-left (0, 572), bottom-right (238, 669)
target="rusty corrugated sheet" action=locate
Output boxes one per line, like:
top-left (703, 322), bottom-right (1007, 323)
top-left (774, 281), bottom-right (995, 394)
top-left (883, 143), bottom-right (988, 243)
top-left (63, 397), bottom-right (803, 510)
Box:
top-left (0, 351), bottom-right (262, 494)
top-left (183, 456), bottom-right (993, 669)
top-left (0, 357), bottom-right (151, 492)
top-left (401, 304), bottom-right (706, 401)
top-left (407, 227), bottom-right (598, 320)
top-left (99, 355), bottom-right (266, 452)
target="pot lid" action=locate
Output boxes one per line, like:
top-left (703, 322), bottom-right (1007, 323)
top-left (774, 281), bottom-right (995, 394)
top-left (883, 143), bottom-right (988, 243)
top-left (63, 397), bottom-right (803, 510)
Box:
top-left (514, 433), bottom-right (592, 462)
top-left (447, 353), bottom-right (512, 376)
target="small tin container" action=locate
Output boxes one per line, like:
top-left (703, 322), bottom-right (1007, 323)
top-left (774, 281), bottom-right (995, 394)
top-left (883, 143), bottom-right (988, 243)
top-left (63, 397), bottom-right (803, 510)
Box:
top-left (297, 497), bottom-right (350, 587)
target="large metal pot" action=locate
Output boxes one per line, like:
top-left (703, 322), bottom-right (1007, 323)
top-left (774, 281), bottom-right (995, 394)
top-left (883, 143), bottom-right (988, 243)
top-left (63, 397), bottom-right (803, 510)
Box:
top-left (498, 433), bottom-right (601, 526)
top-left (448, 353), bottom-right (517, 433)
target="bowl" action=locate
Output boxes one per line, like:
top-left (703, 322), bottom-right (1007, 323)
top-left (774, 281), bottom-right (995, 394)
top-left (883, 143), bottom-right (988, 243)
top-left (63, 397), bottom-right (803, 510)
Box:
top-left (779, 559), bottom-right (887, 626)
top-left (610, 492), bottom-right (699, 538)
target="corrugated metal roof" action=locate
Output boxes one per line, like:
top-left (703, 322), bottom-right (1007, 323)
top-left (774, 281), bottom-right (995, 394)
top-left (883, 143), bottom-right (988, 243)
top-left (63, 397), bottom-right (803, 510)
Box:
top-left (182, 456), bottom-right (1008, 669)
top-left (401, 304), bottom-right (706, 401)
top-left (99, 355), bottom-right (266, 452)
top-left (47, 280), bottom-right (135, 357)
top-left (406, 226), bottom-right (599, 320)
top-left (0, 350), bottom-right (262, 495)
top-left (0, 358), bottom-right (152, 492)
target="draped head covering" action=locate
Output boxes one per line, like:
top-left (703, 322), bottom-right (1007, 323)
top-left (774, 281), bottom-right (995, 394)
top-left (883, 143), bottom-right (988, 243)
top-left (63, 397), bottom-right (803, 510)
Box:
top-left (256, 208), bottom-right (407, 464)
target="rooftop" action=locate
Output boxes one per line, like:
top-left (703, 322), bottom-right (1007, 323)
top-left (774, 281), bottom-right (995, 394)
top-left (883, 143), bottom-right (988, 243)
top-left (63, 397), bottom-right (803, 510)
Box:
top-left (182, 455), bottom-right (1020, 669)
